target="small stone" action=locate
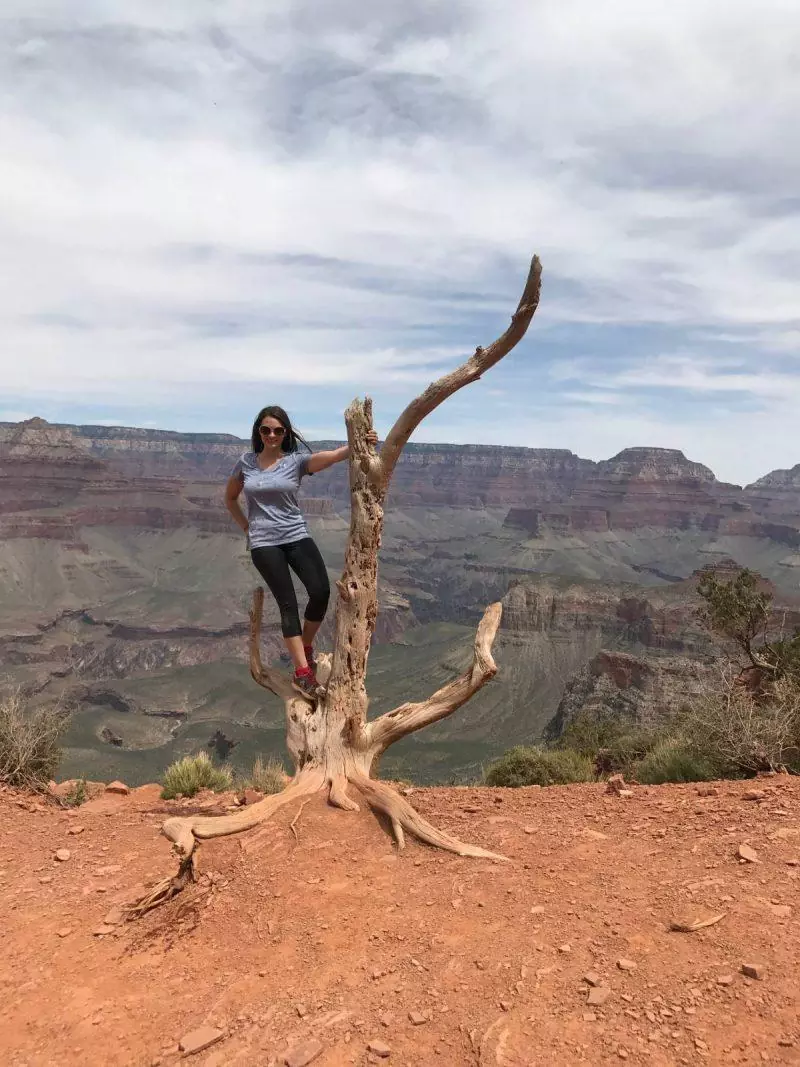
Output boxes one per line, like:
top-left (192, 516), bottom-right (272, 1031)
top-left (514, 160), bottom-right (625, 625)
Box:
top-left (778, 1038), bottom-right (795, 1048)
top-left (92, 924), bottom-right (116, 937)
top-left (770, 903), bottom-right (792, 917)
top-left (178, 1026), bottom-right (225, 1056)
top-left (282, 1039), bottom-right (323, 1067)
top-left (241, 788), bottom-right (261, 806)
top-left (583, 972), bottom-right (603, 987)
top-left (742, 789), bottom-right (766, 801)
top-left (741, 963), bottom-right (764, 980)
top-left (499, 1000), bottom-right (511, 1011)
top-left (56, 927), bottom-right (72, 938)
top-left (530, 905), bottom-right (545, 916)
top-left (102, 907), bottom-right (125, 926)
top-left (295, 1003), bottom-right (308, 1018)
top-left (523, 826), bottom-right (536, 834)
top-left (67, 825), bottom-right (85, 836)
top-left (737, 843), bottom-right (759, 863)
top-left (618, 789), bottom-right (634, 798)
top-left (367, 1040), bottom-right (391, 1058)
top-left (379, 1013), bottom-right (394, 1027)
top-left (716, 974), bottom-right (734, 986)
top-left (104, 781), bottom-right (130, 795)
top-left (587, 986), bottom-right (611, 1006)
top-left (617, 958), bottom-right (637, 972)
top-left (408, 1011), bottom-right (428, 1025)
top-left (696, 786), bottom-right (717, 797)
top-left (582, 1012), bottom-right (597, 1022)
top-left (558, 943), bottom-right (571, 954)
top-left (54, 849), bottom-right (71, 862)
top-left (39, 875), bottom-right (53, 884)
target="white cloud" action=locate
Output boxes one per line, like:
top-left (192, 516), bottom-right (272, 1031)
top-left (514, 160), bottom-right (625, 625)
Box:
top-left (0, 0), bottom-right (798, 483)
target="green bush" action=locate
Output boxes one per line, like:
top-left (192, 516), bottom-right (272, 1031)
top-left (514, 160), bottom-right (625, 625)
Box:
top-left (558, 709), bottom-right (671, 776)
top-left (0, 691), bottom-right (66, 789)
top-left (633, 739), bottom-right (720, 785)
top-left (161, 752), bottom-right (233, 800)
top-left (63, 779), bottom-right (88, 807)
top-left (484, 745), bottom-right (594, 787)
top-left (240, 756), bottom-right (285, 795)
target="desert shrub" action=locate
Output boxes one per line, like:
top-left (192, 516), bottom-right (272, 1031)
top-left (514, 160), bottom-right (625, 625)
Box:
top-left (240, 756), bottom-right (285, 795)
top-left (63, 779), bottom-right (88, 807)
top-left (558, 709), bottom-right (671, 777)
top-left (160, 752), bottom-right (233, 800)
top-left (633, 739), bottom-right (720, 784)
top-left (0, 691), bottom-right (66, 789)
top-left (683, 673), bottom-right (800, 775)
top-left (484, 745), bottom-right (594, 787)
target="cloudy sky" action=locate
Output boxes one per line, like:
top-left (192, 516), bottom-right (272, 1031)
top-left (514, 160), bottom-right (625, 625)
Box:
top-left (1, 1), bottom-right (798, 484)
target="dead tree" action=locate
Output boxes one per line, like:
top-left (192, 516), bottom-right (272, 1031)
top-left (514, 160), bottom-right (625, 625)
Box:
top-left (133, 257), bottom-right (542, 913)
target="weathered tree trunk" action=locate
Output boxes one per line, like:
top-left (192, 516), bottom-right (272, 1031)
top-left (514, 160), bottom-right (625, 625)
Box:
top-left (131, 257), bottom-right (542, 916)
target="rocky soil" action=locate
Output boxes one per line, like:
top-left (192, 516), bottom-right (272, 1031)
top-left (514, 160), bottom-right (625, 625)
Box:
top-left (2, 777), bottom-right (798, 1066)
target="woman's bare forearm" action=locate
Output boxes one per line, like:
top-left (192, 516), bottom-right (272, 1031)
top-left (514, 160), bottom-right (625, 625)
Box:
top-left (225, 498), bottom-right (249, 533)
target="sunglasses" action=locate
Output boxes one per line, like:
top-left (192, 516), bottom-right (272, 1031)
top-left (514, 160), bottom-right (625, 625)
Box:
top-left (259, 425), bottom-right (286, 437)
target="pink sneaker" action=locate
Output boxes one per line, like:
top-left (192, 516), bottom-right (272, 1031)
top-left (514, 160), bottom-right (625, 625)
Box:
top-left (292, 667), bottom-right (325, 699)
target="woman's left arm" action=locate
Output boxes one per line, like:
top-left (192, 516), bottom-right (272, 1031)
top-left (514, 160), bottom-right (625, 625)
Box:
top-left (306, 432), bottom-right (378, 475)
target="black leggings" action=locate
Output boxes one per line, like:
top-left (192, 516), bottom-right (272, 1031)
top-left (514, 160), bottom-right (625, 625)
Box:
top-left (250, 537), bottom-right (331, 639)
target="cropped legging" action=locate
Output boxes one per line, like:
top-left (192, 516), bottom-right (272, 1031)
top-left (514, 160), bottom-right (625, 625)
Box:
top-left (250, 537), bottom-right (331, 639)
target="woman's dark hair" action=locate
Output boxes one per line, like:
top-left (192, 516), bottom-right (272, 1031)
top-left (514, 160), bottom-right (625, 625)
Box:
top-left (250, 405), bottom-right (311, 455)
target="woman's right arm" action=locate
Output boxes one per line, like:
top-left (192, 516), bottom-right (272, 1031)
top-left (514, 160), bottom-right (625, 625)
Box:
top-left (224, 474), bottom-right (248, 533)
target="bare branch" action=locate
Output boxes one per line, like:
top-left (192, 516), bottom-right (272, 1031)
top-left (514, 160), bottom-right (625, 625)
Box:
top-left (367, 602), bottom-right (502, 754)
top-left (380, 256), bottom-right (542, 482)
top-left (249, 588), bottom-right (298, 701)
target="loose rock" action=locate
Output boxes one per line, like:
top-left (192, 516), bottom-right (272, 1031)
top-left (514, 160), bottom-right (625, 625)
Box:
top-left (104, 781), bottom-right (130, 795)
top-left (587, 985), bottom-right (611, 1006)
top-left (54, 849), bottom-right (71, 862)
top-left (178, 1027), bottom-right (225, 1056)
top-left (408, 1011), bottom-right (428, 1025)
top-left (617, 958), bottom-right (637, 972)
top-left (737, 843), bottom-right (759, 863)
top-left (583, 972), bottom-right (603, 987)
top-left (367, 1040), bottom-right (391, 1058)
top-left (741, 963), bottom-right (765, 980)
top-left (283, 1040), bottom-right (324, 1066)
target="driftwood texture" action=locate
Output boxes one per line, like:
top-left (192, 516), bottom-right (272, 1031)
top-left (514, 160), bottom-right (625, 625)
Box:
top-left (131, 256), bottom-right (542, 915)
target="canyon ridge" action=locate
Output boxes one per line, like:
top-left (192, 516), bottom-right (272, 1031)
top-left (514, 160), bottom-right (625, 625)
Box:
top-left (2, 417), bottom-right (799, 784)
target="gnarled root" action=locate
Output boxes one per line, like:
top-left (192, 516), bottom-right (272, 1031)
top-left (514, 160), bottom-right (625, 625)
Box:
top-left (351, 773), bottom-right (510, 862)
top-left (328, 774), bottom-right (360, 811)
top-left (128, 769), bottom-right (325, 916)
top-left (127, 855), bottom-right (195, 918)
top-left (163, 768), bottom-right (325, 860)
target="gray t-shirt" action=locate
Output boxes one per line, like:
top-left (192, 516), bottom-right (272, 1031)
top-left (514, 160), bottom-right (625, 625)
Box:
top-left (230, 450), bottom-right (312, 549)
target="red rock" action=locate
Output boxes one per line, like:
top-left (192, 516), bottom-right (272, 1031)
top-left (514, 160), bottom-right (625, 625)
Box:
top-left (282, 1039), bottom-right (323, 1066)
top-left (617, 958), bottom-right (637, 971)
top-left (741, 963), bottom-right (764, 980)
top-left (737, 843), bottom-right (759, 863)
top-left (67, 825), bottom-right (85, 835)
top-left (367, 1040), bottom-right (391, 1058)
top-left (178, 1027), bottom-right (225, 1055)
top-left (408, 1011), bottom-right (428, 1025)
top-left (587, 986), bottom-right (611, 1006)
top-left (105, 781), bottom-right (130, 795)
top-left (54, 849), bottom-right (71, 862)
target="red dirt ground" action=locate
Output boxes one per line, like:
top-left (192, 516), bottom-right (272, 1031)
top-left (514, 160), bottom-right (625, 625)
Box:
top-left (1, 777), bottom-right (799, 1067)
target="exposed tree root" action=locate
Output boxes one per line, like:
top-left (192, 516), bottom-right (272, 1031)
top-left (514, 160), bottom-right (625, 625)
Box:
top-left (163, 769), bottom-right (325, 859)
top-left (127, 856), bottom-right (195, 918)
top-left (351, 773), bottom-right (510, 862)
top-left (328, 774), bottom-right (360, 811)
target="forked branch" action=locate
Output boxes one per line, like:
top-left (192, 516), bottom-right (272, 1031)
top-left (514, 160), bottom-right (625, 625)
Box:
top-left (249, 587), bottom-right (296, 701)
top-left (368, 602), bottom-right (503, 754)
top-left (380, 256), bottom-right (542, 481)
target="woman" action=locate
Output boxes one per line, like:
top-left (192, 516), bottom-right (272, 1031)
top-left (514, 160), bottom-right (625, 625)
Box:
top-left (224, 405), bottom-right (377, 697)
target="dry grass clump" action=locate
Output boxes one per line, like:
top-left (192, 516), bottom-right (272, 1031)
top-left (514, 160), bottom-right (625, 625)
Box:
top-left (160, 752), bottom-right (233, 800)
top-left (0, 690), bottom-right (66, 789)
